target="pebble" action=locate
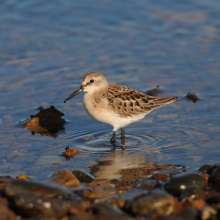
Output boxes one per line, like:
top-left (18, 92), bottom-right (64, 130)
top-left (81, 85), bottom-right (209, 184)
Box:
top-left (186, 92), bottom-right (199, 103)
top-left (126, 191), bottom-right (177, 217)
top-left (50, 170), bottom-right (80, 188)
top-left (63, 147), bottom-right (79, 158)
top-left (16, 175), bottom-right (30, 180)
top-left (72, 170), bottom-right (95, 183)
top-left (164, 173), bottom-right (206, 196)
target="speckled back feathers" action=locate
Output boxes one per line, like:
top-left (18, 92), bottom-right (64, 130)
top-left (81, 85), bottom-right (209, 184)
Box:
top-left (101, 85), bottom-right (176, 118)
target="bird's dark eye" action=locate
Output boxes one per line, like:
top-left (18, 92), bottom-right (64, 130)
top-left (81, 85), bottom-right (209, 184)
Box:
top-left (90, 79), bottom-right (94, 83)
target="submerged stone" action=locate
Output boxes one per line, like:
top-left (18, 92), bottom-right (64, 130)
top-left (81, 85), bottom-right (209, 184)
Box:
top-left (164, 173), bottom-right (206, 196)
top-left (126, 191), bottom-right (177, 217)
top-left (72, 170), bottom-right (94, 183)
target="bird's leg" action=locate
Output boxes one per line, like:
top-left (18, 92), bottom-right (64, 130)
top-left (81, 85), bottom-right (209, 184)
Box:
top-left (120, 128), bottom-right (125, 149)
top-left (110, 131), bottom-right (116, 143)
top-left (120, 128), bottom-right (125, 138)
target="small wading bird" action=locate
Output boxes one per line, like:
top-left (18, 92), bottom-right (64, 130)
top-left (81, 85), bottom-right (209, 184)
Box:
top-left (64, 72), bottom-right (177, 147)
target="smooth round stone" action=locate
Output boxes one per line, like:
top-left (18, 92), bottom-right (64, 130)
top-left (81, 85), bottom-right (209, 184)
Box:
top-left (4, 179), bottom-right (69, 199)
top-left (164, 173), bottom-right (206, 196)
top-left (3, 179), bottom-right (72, 218)
top-left (72, 170), bottom-right (94, 183)
top-left (126, 191), bottom-right (177, 217)
top-left (180, 185), bottom-right (205, 200)
top-left (13, 193), bottom-right (71, 219)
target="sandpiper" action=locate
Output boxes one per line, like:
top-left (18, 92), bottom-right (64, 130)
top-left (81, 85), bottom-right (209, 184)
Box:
top-left (64, 72), bottom-right (177, 145)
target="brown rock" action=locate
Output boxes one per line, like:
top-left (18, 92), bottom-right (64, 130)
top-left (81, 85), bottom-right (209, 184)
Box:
top-left (16, 175), bottom-right (30, 180)
top-left (186, 93), bottom-right (199, 103)
top-left (26, 106), bottom-right (65, 136)
top-left (26, 117), bottom-right (48, 132)
top-left (50, 170), bottom-right (80, 187)
top-left (63, 147), bottom-right (79, 158)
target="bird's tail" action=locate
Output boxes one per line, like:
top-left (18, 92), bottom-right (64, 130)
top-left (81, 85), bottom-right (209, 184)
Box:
top-left (150, 96), bottom-right (177, 110)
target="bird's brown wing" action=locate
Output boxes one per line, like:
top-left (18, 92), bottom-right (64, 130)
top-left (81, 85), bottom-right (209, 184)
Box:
top-left (106, 85), bottom-right (177, 118)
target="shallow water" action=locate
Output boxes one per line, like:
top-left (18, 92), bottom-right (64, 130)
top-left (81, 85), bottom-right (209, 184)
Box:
top-left (0, 0), bottom-right (220, 181)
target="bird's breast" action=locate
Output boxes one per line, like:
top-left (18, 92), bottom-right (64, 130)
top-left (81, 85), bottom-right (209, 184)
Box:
top-left (83, 92), bottom-right (110, 122)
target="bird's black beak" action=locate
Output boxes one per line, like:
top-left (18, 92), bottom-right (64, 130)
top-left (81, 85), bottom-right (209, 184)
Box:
top-left (64, 85), bottom-right (84, 103)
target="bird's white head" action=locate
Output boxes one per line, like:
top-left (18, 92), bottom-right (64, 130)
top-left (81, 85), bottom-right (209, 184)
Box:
top-left (82, 72), bottom-right (108, 93)
top-left (64, 72), bottom-right (108, 103)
